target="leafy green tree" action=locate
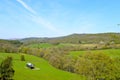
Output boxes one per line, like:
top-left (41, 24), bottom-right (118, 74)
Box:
top-left (21, 54), bottom-right (25, 61)
top-left (62, 56), bottom-right (75, 72)
top-left (49, 53), bottom-right (64, 69)
top-left (114, 58), bottom-right (120, 79)
top-left (0, 56), bottom-right (14, 80)
top-left (74, 52), bottom-right (119, 80)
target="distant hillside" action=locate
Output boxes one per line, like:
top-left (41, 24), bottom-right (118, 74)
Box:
top-left (20, 33), bottom-right (120, 44)
top-left (20, 37), bottom-right (49, 45)
top-left (0, 39), bottom-right (23, 53)
top-left (0, 39), bottom-right (22, 46)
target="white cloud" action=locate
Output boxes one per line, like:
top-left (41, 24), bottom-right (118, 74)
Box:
top-left (16, 0), bottom-right (58, 32)
top-left (30, 14), bottom-right (58, 32)
top-left (16, 0), bottom-right (36, 14)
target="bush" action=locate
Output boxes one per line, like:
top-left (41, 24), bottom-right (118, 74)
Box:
top-left (0, 56), bottom-right (15, 80)
top-left (21, 54), bottom-right (25, 61)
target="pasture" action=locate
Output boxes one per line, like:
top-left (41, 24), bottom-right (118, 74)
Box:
top-left (69, 49), bottom-right (120, 58)
top-left (27, 43), bottom-right (53, 48)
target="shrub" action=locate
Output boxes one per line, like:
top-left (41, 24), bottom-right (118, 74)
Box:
top-left (0, 56), bottom-right (15, 80)
top-left (21, 54), bottom-right (25, 61)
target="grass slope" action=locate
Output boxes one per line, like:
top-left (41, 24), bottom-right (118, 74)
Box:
top-left (27, 43), bottom-right (53, 48)
top-left (0, 53), bottom-right (85, 80)
top-left (69, 49), bottom-right (120, 58)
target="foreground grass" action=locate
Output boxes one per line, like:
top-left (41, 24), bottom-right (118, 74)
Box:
top-left (69, 49), bottom-right (120, 58)
top-left (0, 53), bottom-right (85, 80)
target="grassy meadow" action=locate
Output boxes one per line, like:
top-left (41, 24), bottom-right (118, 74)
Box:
top-left (69, 49), bottom-right (120, 58)
top-left (0, 53), bottom-right (85, 80)
top-left (27, 43), bottom-right (53, 48)
top-left (26, 43), bottom-right (78, 48)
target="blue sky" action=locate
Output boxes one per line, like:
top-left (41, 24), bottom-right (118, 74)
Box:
top-left (0, 0), bottom-right (120, 39)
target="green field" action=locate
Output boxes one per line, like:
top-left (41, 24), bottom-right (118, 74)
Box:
top-left (69, 49), bottom-right (120, 58)
top-left (0, 53), bottom-right (85, 80)
top-left (27, 43), bottom-right (53, 48)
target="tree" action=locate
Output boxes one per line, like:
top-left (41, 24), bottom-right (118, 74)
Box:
top-left (74, 52), bottom-right (119, 80)
top-left (49, 53), bottom-right (64, 69)
top-left (62, 56), bottom-right (75, 72)
top-left (114, 58), bottom-right (120, 79)
top-left (21, 54), bottom-right (25, 61)
top-left (0, 56), bottom-right (14, 80)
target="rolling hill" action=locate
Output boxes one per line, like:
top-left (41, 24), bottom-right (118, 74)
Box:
top-left (20, 33), bottom-right (120, 44)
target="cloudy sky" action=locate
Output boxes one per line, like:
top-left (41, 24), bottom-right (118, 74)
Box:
top-left (0, 0), bottom-right (120, 39)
